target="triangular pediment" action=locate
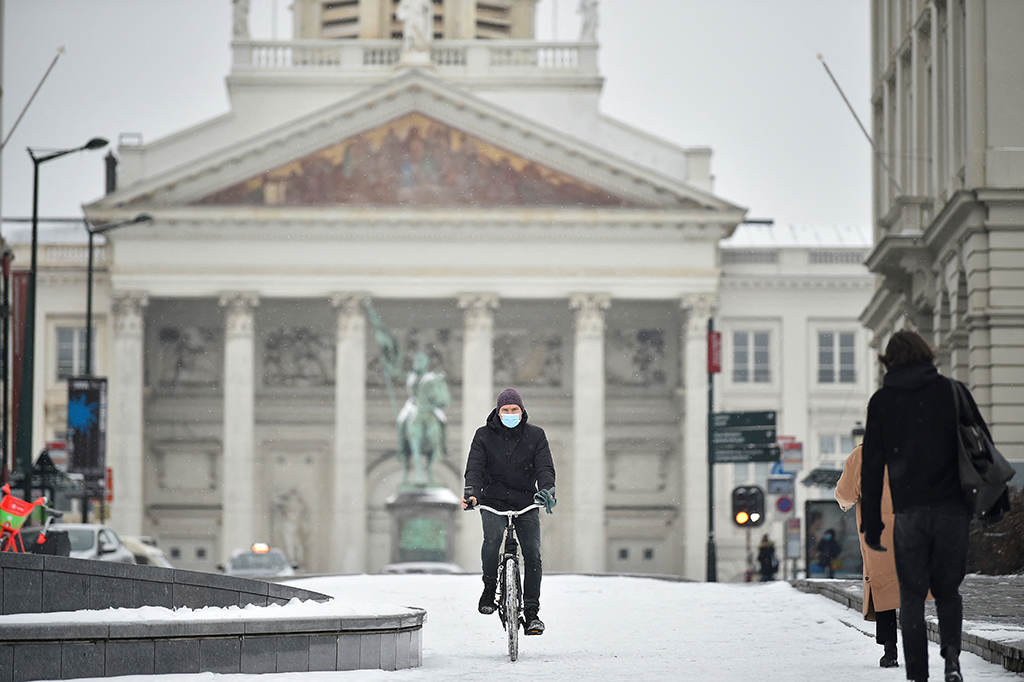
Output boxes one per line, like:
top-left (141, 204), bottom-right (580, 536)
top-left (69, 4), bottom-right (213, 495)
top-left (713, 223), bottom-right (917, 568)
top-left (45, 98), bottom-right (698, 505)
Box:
top-left (192, 113), bottom-right (634, 209)
top-left (97, 71), bottom-right (741, 216)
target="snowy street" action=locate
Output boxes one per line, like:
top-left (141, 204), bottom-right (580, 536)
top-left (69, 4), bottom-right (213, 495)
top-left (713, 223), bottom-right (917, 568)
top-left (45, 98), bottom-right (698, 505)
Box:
top-left (272, 574), bottom-right (1020, 682)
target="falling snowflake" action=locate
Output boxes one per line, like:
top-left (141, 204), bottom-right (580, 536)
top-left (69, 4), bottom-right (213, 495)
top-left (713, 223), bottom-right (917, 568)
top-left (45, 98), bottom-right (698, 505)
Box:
top-left (67, 395), bottom-right (98, 436)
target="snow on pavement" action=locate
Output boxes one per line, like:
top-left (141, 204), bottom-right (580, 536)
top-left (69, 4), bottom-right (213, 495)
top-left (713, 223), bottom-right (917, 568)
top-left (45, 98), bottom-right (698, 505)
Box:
top-left (37, 574), bottom-right (1024, 682)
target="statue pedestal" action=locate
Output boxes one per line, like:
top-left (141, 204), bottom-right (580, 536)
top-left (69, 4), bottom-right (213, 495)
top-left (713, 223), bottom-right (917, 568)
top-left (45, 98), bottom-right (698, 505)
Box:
top-left (385, 487), bottom-right (460, 564)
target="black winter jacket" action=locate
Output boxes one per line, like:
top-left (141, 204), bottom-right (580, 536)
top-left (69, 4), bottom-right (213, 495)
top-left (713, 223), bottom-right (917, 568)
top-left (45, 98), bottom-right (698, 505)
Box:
top-left (464, 408), bottom-right (556, 512)
top-left (860, 361), bottom-right (989, 543)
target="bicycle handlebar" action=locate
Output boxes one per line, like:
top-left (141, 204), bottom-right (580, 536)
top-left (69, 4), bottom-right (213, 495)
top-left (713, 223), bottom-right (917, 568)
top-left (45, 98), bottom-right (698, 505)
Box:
top-left (476, 504), bottom-right (542, 517)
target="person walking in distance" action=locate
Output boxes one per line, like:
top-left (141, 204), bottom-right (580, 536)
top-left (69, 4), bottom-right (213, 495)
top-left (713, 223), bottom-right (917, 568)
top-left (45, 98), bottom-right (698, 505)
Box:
top-left (836, 443), bottom-right (902, 669)
top-left (463, 389), bottom-right (556, 635)
top-left (862, 329), bottom-right (987, 682)
top-left (756, 534), bottom-right (778, 582)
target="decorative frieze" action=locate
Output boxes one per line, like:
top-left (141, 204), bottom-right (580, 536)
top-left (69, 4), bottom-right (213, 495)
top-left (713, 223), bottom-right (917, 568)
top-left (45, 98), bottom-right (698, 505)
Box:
top-left (493, 330), bottom-right (563, 387)
top-left (606, 328), bottom-right (667, 387)
top-left (157, 327), bottom-right (220, 388)
top-left (263, 326), bottom-right (334, 387)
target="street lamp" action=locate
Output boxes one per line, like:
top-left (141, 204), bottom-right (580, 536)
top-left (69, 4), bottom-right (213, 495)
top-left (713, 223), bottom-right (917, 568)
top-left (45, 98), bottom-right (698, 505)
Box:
top-left (15, 137), bottom-right (108, 499)
top-left (83, 214), bottom-right (152, 375)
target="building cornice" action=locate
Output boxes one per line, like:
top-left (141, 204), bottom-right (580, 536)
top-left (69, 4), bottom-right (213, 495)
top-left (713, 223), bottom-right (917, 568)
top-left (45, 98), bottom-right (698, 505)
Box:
top-left (720, 275), bottom-right (873, 291)
top-left (86, 207), bottom-right (741, 243)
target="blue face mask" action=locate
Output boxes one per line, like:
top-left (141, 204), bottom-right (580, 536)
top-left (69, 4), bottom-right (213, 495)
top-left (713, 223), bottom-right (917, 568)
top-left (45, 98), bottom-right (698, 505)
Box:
top-left (500, 413), bottom-right (521, 428)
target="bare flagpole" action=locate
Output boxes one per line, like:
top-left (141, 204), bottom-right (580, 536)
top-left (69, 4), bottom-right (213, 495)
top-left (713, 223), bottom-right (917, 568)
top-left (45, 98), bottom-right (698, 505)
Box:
top-left (817, 53), bottom-right (903, 195)
top-left (1, 47), bottom-right (65, 151)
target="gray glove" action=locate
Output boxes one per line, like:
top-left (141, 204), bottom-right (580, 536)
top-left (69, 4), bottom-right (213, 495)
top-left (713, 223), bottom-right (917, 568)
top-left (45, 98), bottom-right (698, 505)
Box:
top-left (533, 487), bottom-right (557, 514)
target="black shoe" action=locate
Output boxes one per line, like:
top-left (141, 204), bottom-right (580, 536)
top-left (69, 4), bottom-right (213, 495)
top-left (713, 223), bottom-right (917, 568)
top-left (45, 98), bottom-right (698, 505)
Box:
top-left (525, 610), bottom-right (544, 635)
top-left (944, 647), bottom-right (962, 682)
top-left (880, 641), bottom-right (898, 668)
top-left (478, 583), bottom-right (496, 615)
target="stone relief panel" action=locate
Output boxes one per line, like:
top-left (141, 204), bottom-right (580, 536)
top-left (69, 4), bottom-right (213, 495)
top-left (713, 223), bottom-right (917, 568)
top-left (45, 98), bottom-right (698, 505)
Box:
top-left (152, 443), bottom-right (220, 495)
top-left (366, 326), bottom-right (462, 385)
top-left (263, 326), bottom-right (334, 387)
top-left (608, 449), bottom-right (669, 494)
top-left (493, 330), bottom-right (564, 387)
top-left (157, 327), bottom-right (221, 388)
top-left (606, 328), bottom-right (667, 387)
top-left (263, 444), bottom-right (327, 571)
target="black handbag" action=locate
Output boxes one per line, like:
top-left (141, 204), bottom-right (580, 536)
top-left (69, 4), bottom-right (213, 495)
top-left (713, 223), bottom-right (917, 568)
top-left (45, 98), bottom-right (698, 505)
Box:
top-left (951, 378), bottom-right (1014, 523)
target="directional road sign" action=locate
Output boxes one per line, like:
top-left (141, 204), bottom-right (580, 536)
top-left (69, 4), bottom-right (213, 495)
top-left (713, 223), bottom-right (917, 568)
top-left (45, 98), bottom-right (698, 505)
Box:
top-left (711, 411), bottom-right (779, 463)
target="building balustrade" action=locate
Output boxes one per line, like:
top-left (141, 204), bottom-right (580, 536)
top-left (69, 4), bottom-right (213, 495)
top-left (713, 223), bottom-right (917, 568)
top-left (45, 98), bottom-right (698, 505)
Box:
top-left (231, 39), bottom-right (598, 79)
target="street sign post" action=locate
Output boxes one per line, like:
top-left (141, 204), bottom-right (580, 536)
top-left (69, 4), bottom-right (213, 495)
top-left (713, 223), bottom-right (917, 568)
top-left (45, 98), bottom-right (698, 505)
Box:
top-left (711, 411), bottom-right (779, 463)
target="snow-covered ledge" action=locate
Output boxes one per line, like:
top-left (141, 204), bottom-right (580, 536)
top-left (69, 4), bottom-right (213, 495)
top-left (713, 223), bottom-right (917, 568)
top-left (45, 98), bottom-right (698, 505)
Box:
top-left (0, 553), bottom-right (425, 680)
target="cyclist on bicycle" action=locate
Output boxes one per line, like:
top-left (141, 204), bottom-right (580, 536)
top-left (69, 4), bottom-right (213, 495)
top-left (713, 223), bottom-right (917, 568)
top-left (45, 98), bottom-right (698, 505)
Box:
top-left (463, 388), bottom-right (556, 635)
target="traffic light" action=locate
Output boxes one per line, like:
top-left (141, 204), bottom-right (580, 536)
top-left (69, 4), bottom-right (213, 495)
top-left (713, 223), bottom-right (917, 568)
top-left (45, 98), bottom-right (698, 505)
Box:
top-left (731, 486), bottom-right (765, 526)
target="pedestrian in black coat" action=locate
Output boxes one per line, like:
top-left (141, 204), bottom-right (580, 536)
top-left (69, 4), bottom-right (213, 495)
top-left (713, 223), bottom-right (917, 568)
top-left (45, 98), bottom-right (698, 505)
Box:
top-left (463, 388), bottom-right (556, 636)
top-left (861, 329), bottom-right (988, 682)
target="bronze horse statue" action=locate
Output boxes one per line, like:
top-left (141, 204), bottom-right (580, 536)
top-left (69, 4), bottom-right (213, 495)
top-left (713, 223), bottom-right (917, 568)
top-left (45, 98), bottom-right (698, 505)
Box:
top-left (397, 355), bottom-right (451, 487)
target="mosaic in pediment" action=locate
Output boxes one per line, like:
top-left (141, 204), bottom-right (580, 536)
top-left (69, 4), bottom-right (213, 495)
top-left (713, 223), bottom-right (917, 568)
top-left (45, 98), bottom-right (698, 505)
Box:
top-left (194, 113), bottom-right (634, 208)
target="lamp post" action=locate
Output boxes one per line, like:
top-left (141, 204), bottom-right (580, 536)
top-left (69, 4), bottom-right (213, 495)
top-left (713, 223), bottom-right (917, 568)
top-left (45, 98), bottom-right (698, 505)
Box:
top-left (15, 138), bottom-right (108, 500)
top-left (83, 214), bottom-right (151, 375)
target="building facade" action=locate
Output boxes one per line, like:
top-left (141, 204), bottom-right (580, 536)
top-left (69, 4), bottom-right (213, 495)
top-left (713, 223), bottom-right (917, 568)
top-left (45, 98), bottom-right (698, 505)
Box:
top-left (862, 0), bottom-right (1024, 462)
top-left (7, 3), bottom-right (879, 581)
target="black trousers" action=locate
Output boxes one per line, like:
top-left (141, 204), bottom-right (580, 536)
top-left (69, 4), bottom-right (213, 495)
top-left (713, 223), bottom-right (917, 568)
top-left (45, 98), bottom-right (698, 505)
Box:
top-left (876, 609), bottom-right (897, 645)
top-left (481, 508), bottom-right (542, 613)
top-left (893, 505), bottom-right (970, 681)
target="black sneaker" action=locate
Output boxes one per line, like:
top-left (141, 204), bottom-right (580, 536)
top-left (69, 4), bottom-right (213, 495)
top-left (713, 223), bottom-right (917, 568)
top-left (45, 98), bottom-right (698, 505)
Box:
top-left (478, 584), bottom-right (496, 615)
top-left (879, 641), bottom-right (898, 668)
top-left (525, 610), bottom-right (544, 635)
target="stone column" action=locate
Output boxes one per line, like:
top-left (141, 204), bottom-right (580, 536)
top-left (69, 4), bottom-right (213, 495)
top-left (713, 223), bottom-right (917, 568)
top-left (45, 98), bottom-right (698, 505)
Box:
top-left (457, 294), bottom-right (498, 570)
top-left (107, 293), bottom-right (148, 535)
top-left (331, 294), bottom-right (367, 574)
top-left (219, 293), bottom-right (259, 563)
top-left (680, 294), bottom-right (713, 582)
top-left (569, 293), bottom-right (610, 573)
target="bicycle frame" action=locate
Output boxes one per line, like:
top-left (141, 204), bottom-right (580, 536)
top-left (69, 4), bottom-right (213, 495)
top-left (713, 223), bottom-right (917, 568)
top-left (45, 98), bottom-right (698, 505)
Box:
top-left (477, 503), bottom-right (541, 662)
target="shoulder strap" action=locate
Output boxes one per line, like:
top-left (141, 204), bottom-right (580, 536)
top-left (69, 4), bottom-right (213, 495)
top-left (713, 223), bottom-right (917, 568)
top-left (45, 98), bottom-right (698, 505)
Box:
top-left (950, 377), bottom-right (976, 427)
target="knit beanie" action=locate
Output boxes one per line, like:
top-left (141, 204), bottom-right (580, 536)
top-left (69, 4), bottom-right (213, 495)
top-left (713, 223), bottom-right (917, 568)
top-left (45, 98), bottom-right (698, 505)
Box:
top-left (496, 388), bottom-right (525, 411)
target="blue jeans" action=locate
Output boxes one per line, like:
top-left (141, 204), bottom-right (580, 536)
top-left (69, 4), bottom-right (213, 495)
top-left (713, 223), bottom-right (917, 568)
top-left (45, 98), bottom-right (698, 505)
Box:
top-left (481, 508), bottom-right (542, 613)
top-left (894, 505), bottom-right (970, 681)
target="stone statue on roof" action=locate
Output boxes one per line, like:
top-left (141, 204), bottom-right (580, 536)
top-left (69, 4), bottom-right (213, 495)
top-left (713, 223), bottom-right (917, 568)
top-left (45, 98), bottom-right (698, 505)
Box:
top-left (397, 0), bottom-right (433, 57)
top-left (579, 0), bottom-right (598, 42)
top-left (232, 0), bottom-right (250, 40)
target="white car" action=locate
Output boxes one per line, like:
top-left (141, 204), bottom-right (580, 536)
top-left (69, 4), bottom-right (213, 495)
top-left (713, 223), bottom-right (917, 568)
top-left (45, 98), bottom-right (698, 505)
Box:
top-left (121, 535), bottom-right (174, 568)
top-left (220, 543), bottom-right (296, 578)
top-left (26, 523), bottom-right (136, 564)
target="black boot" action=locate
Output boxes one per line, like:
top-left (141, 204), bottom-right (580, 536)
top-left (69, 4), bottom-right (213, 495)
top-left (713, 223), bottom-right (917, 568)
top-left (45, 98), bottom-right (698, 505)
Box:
top-left (879, 640), bottom-right (898, 668)
top-left (478, 582), bottom-right (496, 615)
top-left (943, 646), bottom-right (962, 682)
top-left (524, 609), bottom-right (544, 635)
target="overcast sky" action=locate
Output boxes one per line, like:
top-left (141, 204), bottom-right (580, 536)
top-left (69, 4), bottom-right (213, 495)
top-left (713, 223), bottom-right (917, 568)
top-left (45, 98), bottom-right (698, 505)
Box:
top-left (1, 0), bottom-right (870, 229)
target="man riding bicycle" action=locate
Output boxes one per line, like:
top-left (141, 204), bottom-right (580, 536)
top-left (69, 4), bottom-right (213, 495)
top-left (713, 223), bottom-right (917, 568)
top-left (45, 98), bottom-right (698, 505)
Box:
top-left (463, 388), bottom-right (556, 635)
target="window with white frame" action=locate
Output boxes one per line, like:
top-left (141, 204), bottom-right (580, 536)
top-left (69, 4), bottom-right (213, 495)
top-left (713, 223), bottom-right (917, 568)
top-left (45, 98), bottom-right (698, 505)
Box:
top-left (819, 433), bottom-right (856, 466)
top-left (732, 330), bottom-right (771, 383)
top-left (817, 331), bottom-right (856, 383)
top-left (56, 327), bottom-right (93, 381)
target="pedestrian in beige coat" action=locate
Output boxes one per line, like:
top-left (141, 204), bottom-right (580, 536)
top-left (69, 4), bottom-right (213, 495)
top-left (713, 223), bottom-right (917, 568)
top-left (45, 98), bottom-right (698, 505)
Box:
top-left (835, 444), bottom-right (901, 668)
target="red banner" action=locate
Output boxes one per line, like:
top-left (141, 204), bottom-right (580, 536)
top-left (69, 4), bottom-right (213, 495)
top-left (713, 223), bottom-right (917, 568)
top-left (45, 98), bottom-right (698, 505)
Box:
top-left (707, 330), bottom-right (722, 374)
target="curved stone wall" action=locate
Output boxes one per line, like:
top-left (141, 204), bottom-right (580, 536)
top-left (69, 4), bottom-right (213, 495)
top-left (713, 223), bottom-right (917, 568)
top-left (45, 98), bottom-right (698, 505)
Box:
top-left (0, 553), bottom-right (425, 680)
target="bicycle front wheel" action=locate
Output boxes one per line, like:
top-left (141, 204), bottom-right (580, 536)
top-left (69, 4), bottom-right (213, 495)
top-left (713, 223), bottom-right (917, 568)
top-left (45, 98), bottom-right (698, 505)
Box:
top-left (503, 556), bottom-right (519, 662)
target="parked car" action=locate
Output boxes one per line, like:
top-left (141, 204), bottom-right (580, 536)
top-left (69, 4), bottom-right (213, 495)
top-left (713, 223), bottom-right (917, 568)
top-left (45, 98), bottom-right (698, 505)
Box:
top-left (21, 523), bottom-right (136, 564)
top-left (121, 535), bottom-right (174, 568)
top-left (219, 543), bottom-right (296, 578)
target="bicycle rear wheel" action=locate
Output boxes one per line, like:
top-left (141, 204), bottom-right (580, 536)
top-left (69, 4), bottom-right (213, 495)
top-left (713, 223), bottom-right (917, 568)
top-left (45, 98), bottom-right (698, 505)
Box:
top-left (503, 556), bottom-right (519, 662)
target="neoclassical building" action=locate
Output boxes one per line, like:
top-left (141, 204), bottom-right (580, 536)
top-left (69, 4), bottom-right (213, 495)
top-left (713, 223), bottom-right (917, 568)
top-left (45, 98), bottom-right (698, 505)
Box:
top-left (862, 1), bottom-right (1024, 462)
top-left (11, 1), bottom-right (882, 580)
top-left (74, 0), bottom-right (745, 578)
